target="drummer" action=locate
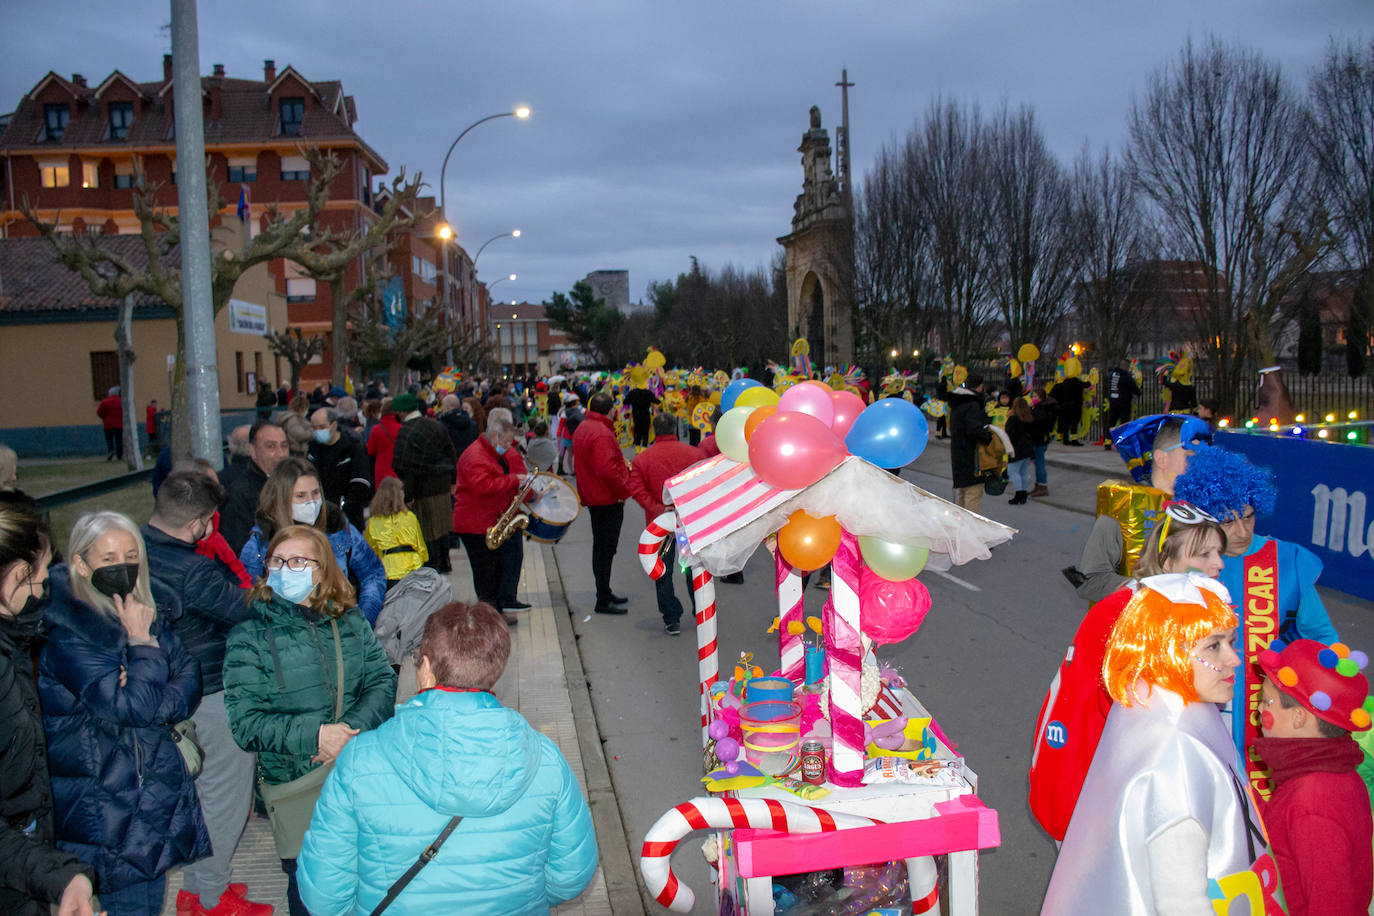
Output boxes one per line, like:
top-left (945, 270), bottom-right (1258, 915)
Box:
top-left (452, 412), bottom-right (529, 626)
top-left (629, 413), bottom-right (705, 636)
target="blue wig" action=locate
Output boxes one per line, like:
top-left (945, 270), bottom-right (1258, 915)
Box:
top-left (1173, 446), bottom-right (1279, 519)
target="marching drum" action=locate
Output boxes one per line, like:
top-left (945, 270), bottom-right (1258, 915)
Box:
top-left (524, 472), bottom-right (582, 543)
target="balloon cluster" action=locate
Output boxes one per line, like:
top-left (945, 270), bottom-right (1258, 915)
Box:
top-left (715, 379), bottom-right (935, 646)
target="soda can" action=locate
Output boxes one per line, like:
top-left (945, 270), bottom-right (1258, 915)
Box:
top-left (800, 739), bottom-right (826, 785)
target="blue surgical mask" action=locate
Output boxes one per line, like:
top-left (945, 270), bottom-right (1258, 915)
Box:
top-left (313, 428), bottom-right (332, 444)
top-left (268, 566), bottom-right (316, 605)
top-left (495, 445), bottom-right (508, 455)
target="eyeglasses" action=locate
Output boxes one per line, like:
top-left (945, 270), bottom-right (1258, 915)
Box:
top-left (266, 556), bottom-right (320, 572)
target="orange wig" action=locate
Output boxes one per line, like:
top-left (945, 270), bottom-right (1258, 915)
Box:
top-left (1103, 581), bottom-right (1237, 707)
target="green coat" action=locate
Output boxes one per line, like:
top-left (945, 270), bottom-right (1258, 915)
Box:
top-left (223, 594), bottom-right (396, 785)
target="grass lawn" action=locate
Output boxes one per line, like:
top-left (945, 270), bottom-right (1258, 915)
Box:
top-left (18, 458), bottom-right (155, 555)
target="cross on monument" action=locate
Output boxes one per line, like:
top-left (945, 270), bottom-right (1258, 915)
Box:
top-left (835, 68), bottom-right (854, 201)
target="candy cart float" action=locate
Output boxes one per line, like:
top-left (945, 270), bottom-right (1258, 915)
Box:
top-left (636, 380), bottom-right (1016, 915)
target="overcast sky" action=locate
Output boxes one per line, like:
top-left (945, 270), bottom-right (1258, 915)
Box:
top-left (3, 1), bottom-right (1369, 307)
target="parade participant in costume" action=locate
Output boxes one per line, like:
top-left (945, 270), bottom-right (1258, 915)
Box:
top-left (1104, 358), bottom-right (1141, 448)
top-left (1173, 446), bottom-right (1339, 788)
top-left (1068, 413), bottom-right (1212, 603)
top-left (1050, 355), bottom-right (1087, 446)
top-left (1255, 638), bottom-right (1372, 916)
top-left (1029, 504), bottom-right (1226, 841)
top-left (1043, 574), bottom-right (1278, 915)
top-left (624, 368), bottom-right (659, 450)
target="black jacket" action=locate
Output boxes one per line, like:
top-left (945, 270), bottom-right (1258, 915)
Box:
top-left (0, 613), bottom-right (92, 915)
top-left (1004, 415), bottom-right (1036, 462)
top-left (219, 459), bottom-right (270, 555)
top-left (948, 389), bottom-right (992, 488)
top-left (1030, 395), bottom-right (1058, 446)
top-left (437, 409), bottom-right (480, 461)
top-left (141, 524), bottom-right (253, 695)
top-left (39, 568), bottom-right (209, 892)
top-left (308, 429), bottom-right (372, 531)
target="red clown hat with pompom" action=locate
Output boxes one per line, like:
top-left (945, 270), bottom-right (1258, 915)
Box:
top-left (1258, 638), bottom-right (1372, 732)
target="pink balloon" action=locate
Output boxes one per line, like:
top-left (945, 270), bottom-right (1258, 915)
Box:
top-left (829, 389), bottom-right (867, 439)
top-left (778, 381), bottom-right (835, 427)
top-left (747, 411), bottom-right (847, 490)
top-left (859, 566), bottom-right (932, 644)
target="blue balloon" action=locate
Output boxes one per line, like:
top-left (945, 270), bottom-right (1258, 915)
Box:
top-left (720, 377), bottom-right (762, 412)
top-left (844, 397), bottom-right (929, 468)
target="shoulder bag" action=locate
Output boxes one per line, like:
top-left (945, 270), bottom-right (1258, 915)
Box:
top-left (369, 815), bottom-right (463, 916)
top-left (258, 617), bottom-right (345, 859)
top-left (171, 717), bottom-right (204, 779)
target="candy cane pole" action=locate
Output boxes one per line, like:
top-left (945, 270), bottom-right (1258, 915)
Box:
top-left (637, 512), bottom-right (676, 581)
top-left (641, 797), bottom-right (882, 913)
top-left (692, 563), bottom-right (717, 748)
top-left (776, 552), bottom-right (805, 681)
top-left (823, 531), bottom-right (865, 786)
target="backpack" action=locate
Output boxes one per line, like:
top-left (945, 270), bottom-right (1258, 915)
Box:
top-left (371, 567), bottom-right (452, 667)
top-left (564, 406), bottom-right (585, 433)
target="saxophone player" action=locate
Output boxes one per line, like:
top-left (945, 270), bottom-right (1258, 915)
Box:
top-left (452, 414), bottom-right (531, 626)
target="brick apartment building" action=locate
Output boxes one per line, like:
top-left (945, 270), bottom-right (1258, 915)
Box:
top-left (491, 301), bottom-right (583, 375)
top-left (0, 55), bottom-right (387, 387)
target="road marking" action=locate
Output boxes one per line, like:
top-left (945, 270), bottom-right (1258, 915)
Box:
top-left (932, 569), bottom-right (980, 592)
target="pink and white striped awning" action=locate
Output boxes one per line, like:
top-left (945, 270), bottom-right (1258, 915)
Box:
top-left (663, 454), bottom-right (799, 548)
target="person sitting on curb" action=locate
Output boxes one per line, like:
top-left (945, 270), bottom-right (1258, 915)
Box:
top-left (1255, 639), bottom-right (1373, 916)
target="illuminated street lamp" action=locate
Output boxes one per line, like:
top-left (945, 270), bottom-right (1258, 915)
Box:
top-left (473, 229), bottom-right (521, 266)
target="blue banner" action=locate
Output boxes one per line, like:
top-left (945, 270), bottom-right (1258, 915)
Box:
top-left (1216, 431), bottom-right (1374, 600)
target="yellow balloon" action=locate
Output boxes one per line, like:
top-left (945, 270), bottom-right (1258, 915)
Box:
top-left (735, 386), bottom-right (781, 408)
top-left (1018, 343), bottom-right (1040, 363)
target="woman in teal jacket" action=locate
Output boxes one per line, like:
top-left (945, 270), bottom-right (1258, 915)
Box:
top-left (223, 524), bottom-right (396, 916)
top-left (297, 602), bottom-right (597, 915)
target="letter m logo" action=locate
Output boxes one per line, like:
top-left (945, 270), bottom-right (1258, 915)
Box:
top-left (1310, 484), bottom-right (1371, 558)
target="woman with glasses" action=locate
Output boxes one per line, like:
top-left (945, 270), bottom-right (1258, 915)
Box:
top-left (239, 457), bottom-right (386, 625)
top-left (40, 511), bottom-right (208, 916)
top-left (223, 525), bottom-right (396, 916)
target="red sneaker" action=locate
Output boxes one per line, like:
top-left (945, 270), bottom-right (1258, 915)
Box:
top-left (174, 889), bottom-right (259, 916)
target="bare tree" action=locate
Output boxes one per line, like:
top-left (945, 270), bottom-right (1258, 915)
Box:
top-left (1127, 37), bottom-right (1326, 407)
top-left (908, 99), bottom-right (999, 361)
top-left (263, 327), bottom-right (326, 395)
top-left (984, 105), bottom-right (1082, 352)
top-left (1069, 146), bottom-right (1158, 372)
top-left (347, 264), bottom-right (450, 383)
top-left (1308, 37), bottom-right (1374, 376)
top-left (647, 257), bottom-right (786, 370)
top-left (853, 144), bottom-right (929, 363)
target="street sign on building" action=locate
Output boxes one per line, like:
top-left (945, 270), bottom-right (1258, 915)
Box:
top-left (227, 299), bottom-right (268, 335)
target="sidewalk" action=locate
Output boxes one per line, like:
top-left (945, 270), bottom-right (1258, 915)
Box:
top-left (161, 541), bottom-right (625, 915)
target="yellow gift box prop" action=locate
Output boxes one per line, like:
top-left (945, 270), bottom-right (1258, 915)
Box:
top-left (864, 716), bottom-right (934, 761)
top-left (1095, 480), bottom-right (1167, 577)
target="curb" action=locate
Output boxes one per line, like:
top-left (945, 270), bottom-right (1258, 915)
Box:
top-left (545, 545), bottom-right (645, 916)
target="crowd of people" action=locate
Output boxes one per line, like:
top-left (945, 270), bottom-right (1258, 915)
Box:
top-left (0, 373), bottom-right (608, 915)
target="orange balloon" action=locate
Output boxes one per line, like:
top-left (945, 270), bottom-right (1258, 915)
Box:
top-left (743, 404), bottom-right (778, 441)
top-left (777, 510), bottom-right (842, 571)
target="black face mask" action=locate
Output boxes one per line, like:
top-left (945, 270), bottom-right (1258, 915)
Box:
top-left (90, 563), bottom-right (140, 601)
top-left (6, 579), bottom-right (49, 638)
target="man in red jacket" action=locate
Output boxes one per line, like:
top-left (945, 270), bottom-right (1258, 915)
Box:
top-left (96, 385), bottom-right (124, 461)
top-left (572, 392), bottom-right (632, 615)
top-left (630, 413), bottom-right (704, 634)
top-left (452, 414), bottom-right (526, 626)
top-left (1256, 639), bottom-right (1373, 916)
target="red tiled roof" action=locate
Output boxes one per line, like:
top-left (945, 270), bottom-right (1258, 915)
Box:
top-left (0, 64), bottom-right (386, 171)
top-left (0, 235), bottom-right (169, 314)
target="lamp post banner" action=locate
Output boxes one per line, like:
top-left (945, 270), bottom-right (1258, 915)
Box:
top-left (1215, 430), bottom-right (1373, 600)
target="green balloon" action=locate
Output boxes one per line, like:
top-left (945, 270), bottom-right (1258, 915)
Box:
top-left (857, 535), bottom-right (929, 581)
top-left (716, 406), bottom-right (755, 463)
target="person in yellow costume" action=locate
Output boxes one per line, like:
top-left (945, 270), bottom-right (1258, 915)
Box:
top-left (1051, 354), bottom-right (1088, 446)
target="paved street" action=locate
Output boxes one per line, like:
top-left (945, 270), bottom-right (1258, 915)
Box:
top-left (553, 437), bottom-right (1374, 914)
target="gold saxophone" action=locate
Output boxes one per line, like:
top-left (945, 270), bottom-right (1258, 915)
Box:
top-left (485, 475), bottom-right (536, 549)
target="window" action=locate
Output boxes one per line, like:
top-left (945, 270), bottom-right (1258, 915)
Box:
top-left (279, 97), bottom-right (304, 136)
top-left (285, 260), bottom-right (316, 302)
top-left (108, 102), bottom-right (133, 140)
top-left (114, 160), bottom-right (135, 189)
top-left (90, 351), bottom-right (118, 401)
top-left (411, 255), bottom-right (437, 284)
top-left (39, 161), bottom-right (70, 188)
top-left (254, 352), bottom-right (265, 388)
top-left (44, 104), bottom-right (69, 141)
top-left (82, 161), bottom-right (99, 189)
top-left (227, 155), bottom-right (257, 183)
top-left (235, 352), bottom-right (245, 394)
top-left (280, 155), bottom-right (309, 182)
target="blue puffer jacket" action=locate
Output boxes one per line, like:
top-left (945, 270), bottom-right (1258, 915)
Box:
top-left (39, 567), bottom-right (210, 892)
top-left (297, 689), bottom-right (598, 915)
top-left (239, 502), bottom-right (386, 625)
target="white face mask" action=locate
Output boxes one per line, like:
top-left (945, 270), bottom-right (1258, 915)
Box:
top-left (292, 499), bottom-right (323, 524)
